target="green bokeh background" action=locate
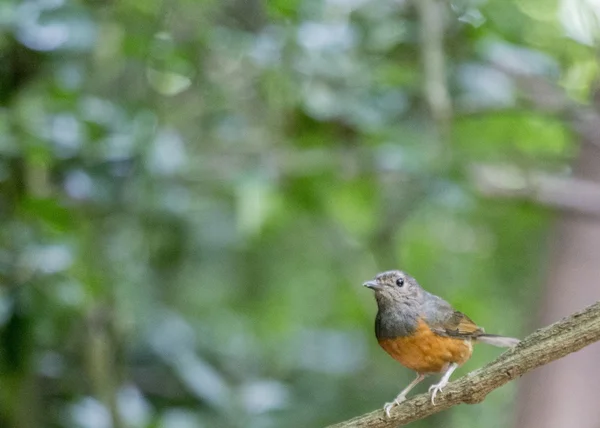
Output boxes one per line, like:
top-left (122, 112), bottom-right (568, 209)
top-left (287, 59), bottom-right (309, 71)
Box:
top-left (0, 0), bottom-right (594, 427)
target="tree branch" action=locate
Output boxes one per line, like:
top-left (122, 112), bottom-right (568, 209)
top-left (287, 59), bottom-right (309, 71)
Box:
top-left (326, 301), bottom-right (600, 428)
top-left (471, 164), bottom-right (600, 217)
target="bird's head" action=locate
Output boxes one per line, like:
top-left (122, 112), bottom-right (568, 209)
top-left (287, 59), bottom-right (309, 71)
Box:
top-left (363, 270), bottom-right (423, 304)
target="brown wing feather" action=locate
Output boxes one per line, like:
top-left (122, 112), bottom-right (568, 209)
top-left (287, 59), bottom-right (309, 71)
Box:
top-left (428, 311), bottom-right (485, 339)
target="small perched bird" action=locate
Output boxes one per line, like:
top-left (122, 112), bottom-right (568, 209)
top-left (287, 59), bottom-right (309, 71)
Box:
top-left (363, 270), bottom-right (519, 417)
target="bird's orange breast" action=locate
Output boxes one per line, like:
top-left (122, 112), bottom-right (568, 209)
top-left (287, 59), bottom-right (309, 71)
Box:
top-left (378, 318), bottom-right (473, 374)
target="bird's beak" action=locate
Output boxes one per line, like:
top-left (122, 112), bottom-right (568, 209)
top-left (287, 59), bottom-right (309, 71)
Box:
top-left (363, 280), bottom-right (380, 290)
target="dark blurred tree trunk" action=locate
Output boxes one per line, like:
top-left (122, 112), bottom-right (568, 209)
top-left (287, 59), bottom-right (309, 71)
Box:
top-left (515, 140), bottom-right (600, 428)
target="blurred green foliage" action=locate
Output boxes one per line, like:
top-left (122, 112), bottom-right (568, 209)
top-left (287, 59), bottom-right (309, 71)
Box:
top-left (0, 0), bottom-right (595, 427)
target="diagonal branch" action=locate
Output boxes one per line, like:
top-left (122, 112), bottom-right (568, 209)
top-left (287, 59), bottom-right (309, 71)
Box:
top-left (326, 301), bottom-right (600, 428)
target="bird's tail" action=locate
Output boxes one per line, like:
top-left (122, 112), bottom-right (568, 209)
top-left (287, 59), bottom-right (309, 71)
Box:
top-left (476, 334), bottom-right (520, 348)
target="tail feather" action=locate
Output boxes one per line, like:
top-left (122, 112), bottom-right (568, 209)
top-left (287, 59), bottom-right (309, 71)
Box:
top-left (476, 334), bottom-right (520, 348)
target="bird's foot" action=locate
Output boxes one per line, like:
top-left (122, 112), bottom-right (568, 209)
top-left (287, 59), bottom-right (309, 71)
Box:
top-left (428, 379), bottom-right (448, 405)
top-left (383, 396), bottom-right (406, 418)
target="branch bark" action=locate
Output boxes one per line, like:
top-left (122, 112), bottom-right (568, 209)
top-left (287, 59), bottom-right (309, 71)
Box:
top-left (326, 301), bottom-right (600, 428)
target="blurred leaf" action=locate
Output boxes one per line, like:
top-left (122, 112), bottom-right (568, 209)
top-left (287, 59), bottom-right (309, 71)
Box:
top-left (19, 197), bottom-right (73, 232)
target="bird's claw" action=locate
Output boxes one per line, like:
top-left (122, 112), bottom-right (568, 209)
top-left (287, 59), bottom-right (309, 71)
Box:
top-left (383, 397), bottom-right (405, 418)
top-left (428, 383), bottom-right (446, 405)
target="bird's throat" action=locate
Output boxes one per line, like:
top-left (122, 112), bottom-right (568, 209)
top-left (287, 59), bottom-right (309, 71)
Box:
top-left (375, 302), bottom-right (419, 339)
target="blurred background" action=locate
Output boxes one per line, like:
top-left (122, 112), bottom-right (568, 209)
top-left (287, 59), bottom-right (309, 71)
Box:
top-left (1, 0), bottom-right (600, 427)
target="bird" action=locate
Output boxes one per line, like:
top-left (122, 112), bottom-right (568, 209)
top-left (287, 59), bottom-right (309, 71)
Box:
top-left (363, 270), bottom-right (519, 417)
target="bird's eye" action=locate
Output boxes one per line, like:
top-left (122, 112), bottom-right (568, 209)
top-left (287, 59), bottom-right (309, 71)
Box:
top-left (396, 277), bottom-right (404, 287)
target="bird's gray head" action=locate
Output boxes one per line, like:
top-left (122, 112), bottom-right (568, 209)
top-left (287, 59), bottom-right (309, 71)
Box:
top-left (363, 270), bottom-right (423, 305)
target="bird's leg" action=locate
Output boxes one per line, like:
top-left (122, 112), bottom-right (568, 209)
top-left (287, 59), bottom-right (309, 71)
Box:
top-left (428, 362), bottom-right (458, 405)
top-left (383, 373), bottom-right (426, 417)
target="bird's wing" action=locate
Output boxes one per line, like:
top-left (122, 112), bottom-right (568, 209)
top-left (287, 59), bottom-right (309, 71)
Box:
top-left (427, 310), bottom-right (485, 338)
top-left (421, 293), bottom-right (485, 338)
